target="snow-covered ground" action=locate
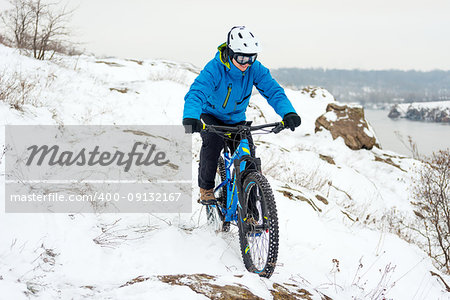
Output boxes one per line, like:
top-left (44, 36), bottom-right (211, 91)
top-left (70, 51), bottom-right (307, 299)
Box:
top-left (0, 44), bottom-right (449, 299)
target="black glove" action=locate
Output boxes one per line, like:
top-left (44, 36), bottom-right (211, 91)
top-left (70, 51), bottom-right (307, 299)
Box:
top-left (283, 112), bottom-right (301, 131)
top-left (182, 118), bottom-right (203, 133)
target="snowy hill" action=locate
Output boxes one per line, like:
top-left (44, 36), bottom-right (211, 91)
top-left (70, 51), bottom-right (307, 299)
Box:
top-left (388, 101), bottom-right (450, 123)
top-left (0, 44), bottom-right (449, 299)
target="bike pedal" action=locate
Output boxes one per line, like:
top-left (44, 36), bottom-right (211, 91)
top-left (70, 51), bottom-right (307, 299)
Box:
top-left (198, 199), bottom-right (217, 205)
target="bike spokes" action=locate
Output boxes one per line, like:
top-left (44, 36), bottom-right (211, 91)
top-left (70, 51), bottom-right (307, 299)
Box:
top-left (206, 157), bottom-right (228, 232)
top-left (244, 184), bottom-right (270, 271)
top-left (238, 172), bottom-right (279, 278)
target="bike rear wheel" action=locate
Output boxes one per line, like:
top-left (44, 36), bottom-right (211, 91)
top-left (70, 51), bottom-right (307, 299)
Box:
top-left (206, 157), bottom-right (227, 232)
top-left (238, 171), bottom-right (279, 278)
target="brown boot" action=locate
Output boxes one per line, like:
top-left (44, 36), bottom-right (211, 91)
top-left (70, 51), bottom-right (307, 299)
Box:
top-left (199, 188), bottom-right (216, 205)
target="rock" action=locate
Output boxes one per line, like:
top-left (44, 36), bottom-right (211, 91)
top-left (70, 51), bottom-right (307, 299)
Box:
top-left (387, 101), bottom-right (450, 123)
top-left (300, 86), bottom-right (331, 99)
top-left (158, 274), bottom-right (263, 300)
top-left (315, 103), bottom-right (380, 150)
top-left (374, 155), bottom-right (406, 172)
top-left (271, 283), bottom-right (314, 300)
top-left (405, 107), bottom-right (423, 120)
top-left (120, 273), bottom-right (325, 300)
top-left (430, 108), bottom-right (449, 122)
top-left (319, 154), bottom-right (335, 165)
top-left (315, 194), bottom-right (329, 205)
top-left (388, 105), bottom-right (401, 118)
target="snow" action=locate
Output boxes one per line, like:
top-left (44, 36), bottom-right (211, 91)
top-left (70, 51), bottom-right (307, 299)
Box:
top-left (324, 111), bottom-right (338, 122)
top-left (0, 43), bottom-right (449, 299)
top-left (403, 101), bottom-right (450, 110)
top-left (363, 126), bottom-right (374, 137)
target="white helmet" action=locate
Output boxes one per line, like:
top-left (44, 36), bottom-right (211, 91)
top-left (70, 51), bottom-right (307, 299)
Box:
top-left (227, 26), bottom-right (261, 54)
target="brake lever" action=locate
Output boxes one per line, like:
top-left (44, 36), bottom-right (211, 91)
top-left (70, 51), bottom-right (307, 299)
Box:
top-left (271, 123), bottom-right (285, 134)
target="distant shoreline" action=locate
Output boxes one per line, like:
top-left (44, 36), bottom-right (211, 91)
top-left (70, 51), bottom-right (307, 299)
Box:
top-left (273, 68), bottom-right (450, 106)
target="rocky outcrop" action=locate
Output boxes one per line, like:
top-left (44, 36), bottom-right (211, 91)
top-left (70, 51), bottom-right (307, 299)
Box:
top-left (315, 103), bottom-right (380, 150)
top-left (388, 102), bottom-right (450, 123)
top-left (120, 273), bottom-right (329, 300)
top-left (387, 106), bottom-right (401, 118)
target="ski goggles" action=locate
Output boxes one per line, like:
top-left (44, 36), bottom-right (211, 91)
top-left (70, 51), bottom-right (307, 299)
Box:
top-left (232, 53), bottom-right (258, 65)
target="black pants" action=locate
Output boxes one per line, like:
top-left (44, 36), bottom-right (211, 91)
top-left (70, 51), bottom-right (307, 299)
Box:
top-left (198, 114), bottom-right (255, 190)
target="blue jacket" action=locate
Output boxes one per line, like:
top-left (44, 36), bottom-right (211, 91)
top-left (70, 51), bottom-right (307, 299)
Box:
top-left (183, 43), bottom-right (296, 124)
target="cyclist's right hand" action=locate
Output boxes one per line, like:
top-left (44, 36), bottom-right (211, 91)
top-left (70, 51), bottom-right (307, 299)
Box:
top-left (283, 112), bottom-right (301, 131)
top-left (182, 118), bottom-right (203, 133)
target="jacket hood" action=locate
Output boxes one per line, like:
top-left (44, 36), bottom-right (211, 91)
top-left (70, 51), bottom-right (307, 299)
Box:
top-left (216, 42), bottom-right (231, 69)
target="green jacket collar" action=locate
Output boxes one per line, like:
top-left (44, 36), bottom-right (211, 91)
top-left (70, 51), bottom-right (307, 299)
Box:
top-left (217, 42), bottom-right (231, 69)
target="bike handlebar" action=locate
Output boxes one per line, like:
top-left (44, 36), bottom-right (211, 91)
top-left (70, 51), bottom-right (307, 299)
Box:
top-left (202, 122), bottom-right (286, 134)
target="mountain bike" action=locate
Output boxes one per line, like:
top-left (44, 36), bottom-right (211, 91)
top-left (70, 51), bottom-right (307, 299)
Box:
top-left (203, 122), bottom-right (286, 278)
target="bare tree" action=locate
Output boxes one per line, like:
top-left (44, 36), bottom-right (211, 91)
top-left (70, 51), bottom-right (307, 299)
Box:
top-left (0, 0), bottom-right (32, 48)
top-left (0, 0), bottom-right (76, 59)
top-left (412, 149), bottom-right (450, 273)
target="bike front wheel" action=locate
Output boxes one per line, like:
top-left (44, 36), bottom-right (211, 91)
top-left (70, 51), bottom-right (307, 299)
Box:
top-left (238, 171), bottom-right (279, 278)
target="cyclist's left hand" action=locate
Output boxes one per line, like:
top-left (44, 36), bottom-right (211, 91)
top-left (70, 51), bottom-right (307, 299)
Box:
top-left (283, 112), bottom-right (301, 131)
top-left (182, 118), bottom-right (203, 133)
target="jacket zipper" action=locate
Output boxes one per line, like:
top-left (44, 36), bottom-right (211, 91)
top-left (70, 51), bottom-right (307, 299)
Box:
top-left (222, 83), bottom-right (232, 108)
top-left (236, 72), bottom-right (247, 105)
top-left (229, 73), bottom-right (246, 121)
top-left (229, 72), bottom-right (247, 122)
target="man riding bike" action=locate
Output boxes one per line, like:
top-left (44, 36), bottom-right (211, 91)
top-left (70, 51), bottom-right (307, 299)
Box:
top-left (182, 26), bottom-right (301, 205)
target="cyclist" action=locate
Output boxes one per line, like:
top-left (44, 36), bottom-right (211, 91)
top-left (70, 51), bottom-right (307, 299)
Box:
top-left (182, 26), bottom-right (301, 205)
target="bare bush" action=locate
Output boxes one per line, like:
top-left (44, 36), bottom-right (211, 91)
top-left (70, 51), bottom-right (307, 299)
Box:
top-left (412, 149), bottom-right (450, 273)
top-left (0, 0), bottom-right (76, 59)
top-left (93, 218), bottom-right (158, 248)
top-left (394, 131), bottom-right (421, 159)
top-left (292, 166), bottom-right (330, 192)
top-left (263, 153), bottom-right (329, 193)
top-left (0, 69), bottom-right (37, 110)
top-left (0, 32), bottom-right (9, 46)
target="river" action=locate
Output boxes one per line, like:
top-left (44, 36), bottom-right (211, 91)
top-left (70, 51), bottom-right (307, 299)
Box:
top-left (364, 109), bottom-right (450, 157)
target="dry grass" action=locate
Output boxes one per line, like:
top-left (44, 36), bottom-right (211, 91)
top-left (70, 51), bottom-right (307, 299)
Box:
top-left (264, 155), bottom-right (330, 193)
top-left (0, 69), bottom-right (38, 110)
top-left (148, 68), bottom-right (190, 85)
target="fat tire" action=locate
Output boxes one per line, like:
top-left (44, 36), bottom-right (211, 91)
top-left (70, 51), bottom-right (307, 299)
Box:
top-left (238, 171), bottom-right (279, 278)
top-left (216, 156), bottom-right (227, 206)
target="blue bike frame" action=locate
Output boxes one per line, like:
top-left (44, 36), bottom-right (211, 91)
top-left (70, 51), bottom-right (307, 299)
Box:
top-left (214, 138), bottom-right (253, 222)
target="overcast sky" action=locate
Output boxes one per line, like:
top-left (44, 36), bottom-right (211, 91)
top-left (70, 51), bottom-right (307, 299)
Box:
top-left (1, 0), bottom-right (450, 70)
